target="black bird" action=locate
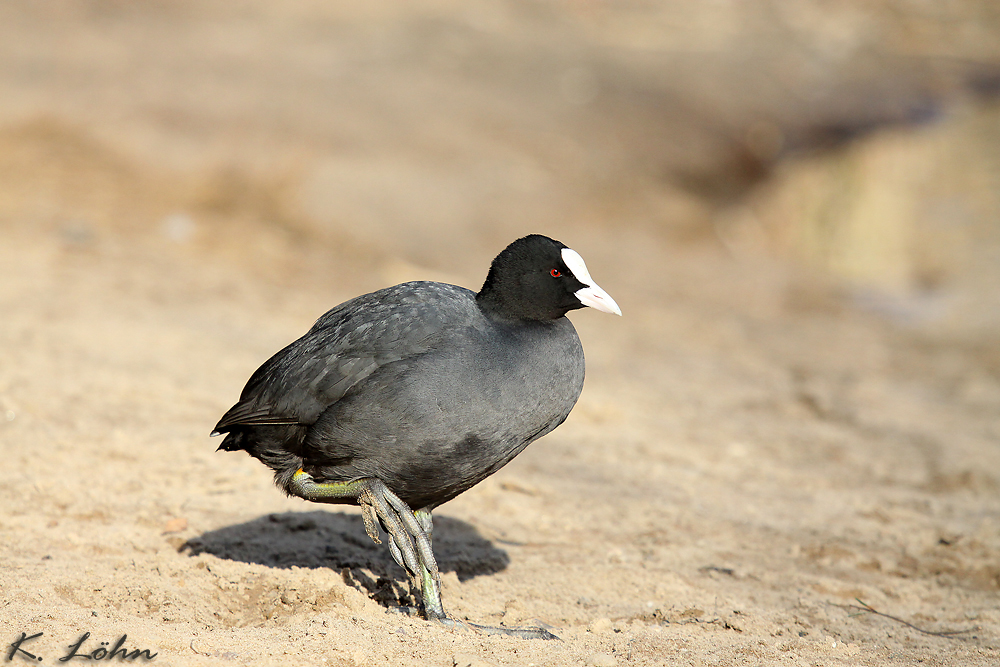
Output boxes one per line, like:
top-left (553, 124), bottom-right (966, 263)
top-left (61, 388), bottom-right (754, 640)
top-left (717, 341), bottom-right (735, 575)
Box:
top-left (212, 234), bottom-right (620, 636)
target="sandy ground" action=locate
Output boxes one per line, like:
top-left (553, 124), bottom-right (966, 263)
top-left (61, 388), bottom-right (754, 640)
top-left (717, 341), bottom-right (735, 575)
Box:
top-left (3, 2), bottom-right (1000, 666)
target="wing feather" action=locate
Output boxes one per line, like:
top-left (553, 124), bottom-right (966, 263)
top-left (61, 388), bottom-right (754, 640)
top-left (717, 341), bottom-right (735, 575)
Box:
top-left (213, 282), bottom-right (478, 433)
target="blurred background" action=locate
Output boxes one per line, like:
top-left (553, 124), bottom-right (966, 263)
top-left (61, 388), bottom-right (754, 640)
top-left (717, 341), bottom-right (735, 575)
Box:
top-left (1, 0), bottom-right (998, 329)
top-left (3, 2), bottom-right (1000, 663)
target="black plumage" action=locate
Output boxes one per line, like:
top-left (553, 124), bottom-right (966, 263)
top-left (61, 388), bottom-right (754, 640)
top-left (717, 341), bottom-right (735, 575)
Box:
top-left (212, 234), bottom-right (620, 635)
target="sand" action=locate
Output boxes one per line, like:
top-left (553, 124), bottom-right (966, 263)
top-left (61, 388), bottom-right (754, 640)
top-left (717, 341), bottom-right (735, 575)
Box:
top-left (2, 2), bottom-right (1000, 666)
top-left (3, 207), bottom-right (999, 665)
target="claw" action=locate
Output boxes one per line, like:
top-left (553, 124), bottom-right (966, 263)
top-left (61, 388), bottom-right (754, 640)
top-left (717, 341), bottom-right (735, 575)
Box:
top-left (358, 492), bottom-right (383, 544)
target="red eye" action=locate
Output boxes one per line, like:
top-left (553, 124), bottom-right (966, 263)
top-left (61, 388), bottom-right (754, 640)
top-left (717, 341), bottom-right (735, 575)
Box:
top-left (550, 268), bottom-right (562, 277)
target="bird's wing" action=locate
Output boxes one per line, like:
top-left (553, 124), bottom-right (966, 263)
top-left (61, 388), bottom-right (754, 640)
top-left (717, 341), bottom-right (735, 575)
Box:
top-left (213, 283), bottom-right (478, 433)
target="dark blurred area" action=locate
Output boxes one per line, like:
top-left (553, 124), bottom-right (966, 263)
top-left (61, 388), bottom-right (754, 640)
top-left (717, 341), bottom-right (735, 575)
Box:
top-left (1, 0), bottom-right (999, 331)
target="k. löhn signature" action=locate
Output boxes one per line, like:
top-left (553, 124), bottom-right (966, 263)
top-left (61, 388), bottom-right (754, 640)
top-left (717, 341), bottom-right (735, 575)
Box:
top-left (7, 632), bottom-right (157, 662)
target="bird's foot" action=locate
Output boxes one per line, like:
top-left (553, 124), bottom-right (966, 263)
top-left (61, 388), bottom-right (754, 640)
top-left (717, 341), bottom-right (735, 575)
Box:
top-left (434, 617), bottom-right (560, 641)
top-left (286, 471), bottom-right (446, 622)
top-left (383, 608), bottom-right (558, 639)
top-left (353, 479), bottom-right (444, 620)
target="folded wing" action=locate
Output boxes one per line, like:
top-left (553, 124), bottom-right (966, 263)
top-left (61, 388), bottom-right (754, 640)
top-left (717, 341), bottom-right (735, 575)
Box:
top-left (213, 282), bottom-right (478, 434)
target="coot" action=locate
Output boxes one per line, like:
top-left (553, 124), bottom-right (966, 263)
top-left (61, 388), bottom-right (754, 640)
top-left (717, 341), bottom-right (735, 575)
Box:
top-left (212, 234), bottom-right (620, 636)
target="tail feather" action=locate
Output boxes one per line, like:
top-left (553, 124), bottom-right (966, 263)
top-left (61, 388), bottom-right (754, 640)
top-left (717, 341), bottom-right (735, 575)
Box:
top-left (216, 430), bottom-right (247, 452)
top-left (214, 424), bottom-right (307, 489)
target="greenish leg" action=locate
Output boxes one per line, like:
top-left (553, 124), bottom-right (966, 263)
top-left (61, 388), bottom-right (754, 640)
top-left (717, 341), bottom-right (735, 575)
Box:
top-left (287, 470), bottom-right (558, 639)
top-left (413, 508), bottom-right (442, 619)
top-left (288, 471), bottom-right (369, 501)
top-left (287, 469), bottom-right (445, 620)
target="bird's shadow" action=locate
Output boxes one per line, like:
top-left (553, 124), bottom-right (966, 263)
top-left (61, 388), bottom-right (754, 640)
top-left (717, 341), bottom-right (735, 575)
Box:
top-left (182, 510), bottom-right (509, 608)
